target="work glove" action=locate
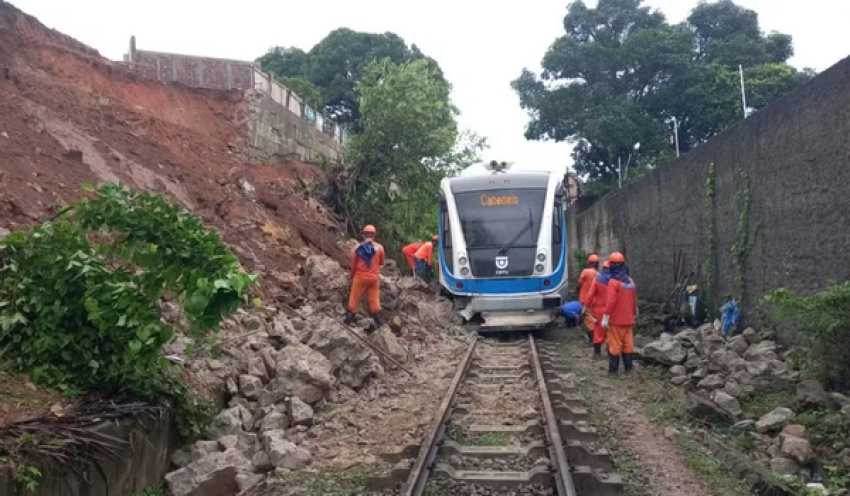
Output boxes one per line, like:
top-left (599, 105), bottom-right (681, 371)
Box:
top-left (601, 314), bottom-right (610, 330)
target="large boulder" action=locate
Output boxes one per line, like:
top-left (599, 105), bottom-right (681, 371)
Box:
top-left (304, 255), bottom-right (349, 302)
top-left (165, 448), bottom-right (251, 496)
top-left (238, 375), bottom-right (262, 400)
top-left (726, 336), bottom-right (749, 356)
top-left (711, 390), bottom-right (742, 417)
top-left (641, 334), bottom-right (687, 365)
top-left (288, 397), bottom-right (315, 427)
top-left (374, 327), bottom-right (409, 363)
top-left (261, 430), bottom-right (312, 469)
top-left (694, 332), bottom-right (726, 358)
top-left (743, 341), bottom-right (779, 362)
top-left (268, 343), bottom-right (334, 404)
top-left (781, 436), bottom-right (813, 463)
top-left (306, 316), bottom-right (382, 389)
top-left (797, 379), bottom-right (838, 410)
top-left (209, 407), bottom-right (244, 438)
top-left (770, 457), bottom-right (800, 476)
top-left (756, 407), bottom-right (795, 433)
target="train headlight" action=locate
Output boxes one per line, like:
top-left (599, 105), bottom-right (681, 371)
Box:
top-left (461, 267), bottom-right (470, 276)
top-left (537, 253), bottom-right (546, 262)
top-left (535, 264), bottom-right (545, 272)
top-left (458, 256), bottom-right (468, 266)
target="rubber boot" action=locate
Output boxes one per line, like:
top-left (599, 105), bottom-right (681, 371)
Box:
top-left (593, 343), bottom-right (602, 359)
top-left (623, 353), bottom-right (634, 375)
top-left (607, 354), bottom-right (620, 375)
top-left (370, 311), bottom-right (385, 333)
top-left (587, 330), bottom-right (594, 345)
top-left (343, 310), bottom-right (356, 325)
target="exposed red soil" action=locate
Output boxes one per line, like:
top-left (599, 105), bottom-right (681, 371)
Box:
top-left (0, 1), bottom-right (349, 301)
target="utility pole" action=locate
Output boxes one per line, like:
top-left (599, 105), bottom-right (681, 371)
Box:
top-left (618, 156), bottom-right (622, 189)
top-left (739, 64), bottom-right (748, 118)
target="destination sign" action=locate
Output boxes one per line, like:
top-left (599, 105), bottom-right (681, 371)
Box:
top-left (480, 193), bottom-right (520, 207)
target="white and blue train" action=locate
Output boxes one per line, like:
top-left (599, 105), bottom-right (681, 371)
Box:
top-left (437, 160), bottom-right (569, 331)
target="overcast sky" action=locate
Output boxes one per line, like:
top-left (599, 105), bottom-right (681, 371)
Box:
top-left (12, 0), bottom-right (850, 175)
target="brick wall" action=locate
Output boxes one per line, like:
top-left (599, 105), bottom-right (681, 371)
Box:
top-left (567, 54), bottom-right (850, 319)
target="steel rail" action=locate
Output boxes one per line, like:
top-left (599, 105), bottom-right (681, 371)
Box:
top-left (401, 336), bottom-right (478, 496)
top-left (529, 335), bottom-right (578, 496)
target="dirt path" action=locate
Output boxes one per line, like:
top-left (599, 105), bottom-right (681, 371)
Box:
top-left (549, 334), bottom-right (729, 496)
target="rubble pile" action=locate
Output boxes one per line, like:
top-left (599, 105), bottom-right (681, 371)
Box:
top-left (641, 323), bottom-right (850, 485)
top-left (161, 254), bottom-right (469, 495)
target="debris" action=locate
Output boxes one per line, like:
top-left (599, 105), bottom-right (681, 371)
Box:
top-left (755, 407), bottom-right (795, 433)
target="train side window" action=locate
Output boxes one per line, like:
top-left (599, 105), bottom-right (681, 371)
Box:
top-left (551, 206), bottom-right (563, 267)
top-left (440, 204), bottom-right (454, 274)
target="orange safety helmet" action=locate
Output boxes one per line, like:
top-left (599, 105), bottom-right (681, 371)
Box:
top-left (609, 252), bottom-right (625, 264)
top-left (587, 254), bottom-right (600, 264)
top-left (602, 261), bottom-right (611, 269)
top-left (362, 225), bottom-right (377, 235)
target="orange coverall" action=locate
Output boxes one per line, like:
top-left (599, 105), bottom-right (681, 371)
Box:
top-left (348, 241), bottom-right (385, 314)
top-left (401, 242), bottom-right (424, 271)
top-left (604, 277), bottom-right (638, 357)
top-left (577, 267), bottom-right (598, 332)
top-left (582, 274), bottom-right (609, 345)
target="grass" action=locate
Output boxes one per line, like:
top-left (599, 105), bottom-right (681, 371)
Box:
top-left (738, 388), bottom-right (797, 418)
top-left (673, 433), bottom-right (751, 495)
top-left (273, 465), bottom-right (376, 495)
top-left (135, 486), bottom-right (166, 496)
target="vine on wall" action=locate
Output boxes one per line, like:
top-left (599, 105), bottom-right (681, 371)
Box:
top-left (731, 166), bottom-right (752, 305)
top-left (703, 162), bottom-right (717, 307)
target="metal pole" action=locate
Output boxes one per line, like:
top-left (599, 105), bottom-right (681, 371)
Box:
top-left (739, 64), bottom-right (748, 118)
top-left (618, 156), bottom-right (622, 189)
top-left (673, 117), bottom-right (680, 157)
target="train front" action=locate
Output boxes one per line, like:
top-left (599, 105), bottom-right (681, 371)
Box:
top-left (437, 163), bottom-right (569, 331)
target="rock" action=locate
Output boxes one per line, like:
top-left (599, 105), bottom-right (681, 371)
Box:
top-left (261, 410), bottom-right (290, 432)
top-left (236, 403), bottom-right (255, 431)
top-left (194, 440), bottom-right (221, 454)
top-left (691, 368), bottom-right (708, 380)
top-left (304, 255), bottom-right (349, 302)
top-left (843, 405), bottom-right (850, 417)
top-left (261, 430), bottom-right (312, 469)
top-left (236, 473), bottom-right (263, 492)
top-left (731, 369), bottom-right (757, 389)
top-left (797, 379), bottom-right (838, 410)
top-left (389, 316), bottom-right (404, 334)
top-left (697, 374), bottom-right (725, 389)
top-left (770, 457), bottom-right (800, 476)
top-left (804, 483), bottom-right (827, 495)
top-left (251, 450), bottom-right (274, 473)
top-left (306, 316), bottom-right (382, 390)
top-left (171, 448), bottom-right (194, 468)
top-left (238, 178), bottom-right (256, 200)
top-left (239, 375), bottom-right (263, 400)
top-left (225, 377), bottom-right (238, 397)
top-left (671, 375), bottom-right (689, 386)
top-left (742, 327), bottom-right (760, 344)
top-left (733, 420), bottom-right (755, 430)
top-left (683, 350), bottom-right (703, 371)
top-left (664, 427), bottom-right (680, 439)
top-left (670, 365), bottom-right (687, 376)
top-left (711, 349), bottom-right (748, 372)
top-left (641, 334), bottom-right (687, 365)
top-left (830, 392), bottom-right (850, 409)
top-left (270, 343), bottom-right (335, 404)
top-left (374, 327), bottom-right (408, 363)
top-left (743, 341), bottom-right (778, 362)
top-left (521, 408), bottom-right (538, 420)
top-left (722, 378), bottom-right (746, 398)
top-left (210, 407), bottom-right (243, 437)
top-left (756, 407), bottom-right (795, 433)
top-left (746, 361), bottom-right (770, 377)
top-left (781, 436), bottom-right (812, 463)
top-left (289, 397), bottom-right (315, 426)
top-left (711, 390), bottom-right (742, 416)
top-left (218, 435), bottom-right (239, 451)
top-left (727, 336), bottom-right (749, 355)
top-left (685, 393), bottom-right (736, 425)
top-left (247, 357), bottom-right (270, 383)
top-left (780, 424), bottom-right (807, 441)
top-left (242, 314), bottom-right (265, 333)
top-left (165, 448), bottom-right (251, 496)
top-left (673, 329), bottom-right (697, 346)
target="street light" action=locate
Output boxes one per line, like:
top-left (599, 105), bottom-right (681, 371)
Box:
top-left (670, 117), bottom-right (680, 157)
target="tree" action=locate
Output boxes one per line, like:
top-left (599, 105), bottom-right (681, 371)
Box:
top-left (258, 29), bottom-right (446, 124)
top-left (513, 0), bottom-right (815, 187)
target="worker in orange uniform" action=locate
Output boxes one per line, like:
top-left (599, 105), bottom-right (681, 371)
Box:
top-left (601, 252), bottom-right (638, 375)
top-left (413, 235), bottom-right (438, 282)
top-left (576, 254), bottom-right (600, 343)
top-left (401, 241), bottom-right (424, 275)
top-left (345, 225), bottom-right (386, 330)
top-left (583, 260), bottom-right (610, 359)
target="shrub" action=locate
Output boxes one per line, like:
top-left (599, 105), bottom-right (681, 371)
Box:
top-left (0, 182), bottom-right (258, 438)
top-left (760, 284), bottom-right (850, 391)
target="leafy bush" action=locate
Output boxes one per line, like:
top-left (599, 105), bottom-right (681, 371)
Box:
top-left (760, 284), bottom-right (850, 391)
top-left (0, 182), bottom-right (257, 438)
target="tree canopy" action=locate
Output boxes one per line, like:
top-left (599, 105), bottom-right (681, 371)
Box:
top-left (258, 29), bottom-right (447, 124)
top-left (512, 0), bottom-right (815, 186)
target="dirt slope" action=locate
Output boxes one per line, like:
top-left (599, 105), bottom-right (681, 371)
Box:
top-left (0, 0), bottom-right (348, 303)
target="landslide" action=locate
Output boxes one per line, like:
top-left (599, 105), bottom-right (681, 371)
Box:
top-left (0, 0), bottom-right (348, 307)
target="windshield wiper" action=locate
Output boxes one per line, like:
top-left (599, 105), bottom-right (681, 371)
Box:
top-left (498, 208), bottom-right (534, 256)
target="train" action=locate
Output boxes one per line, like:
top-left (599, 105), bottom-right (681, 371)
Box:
top-left (437, 160), bottom-right (569, 331)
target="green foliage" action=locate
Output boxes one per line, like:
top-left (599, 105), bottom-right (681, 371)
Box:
top-left (731, 166), bottom-right (752, 303)
top-left (135, 485), bottom-right (166, 496)
top-left (0, 182), bottom-right (257, 439)
top-left (796, 410), bottom-right (850, 448)
top-left (703, 162), bottom-right (717, 306)
top-left (333, 58), bottom-right (485, 256)
top-left (274, 75), bottom-right (324, 108)
top-left (760, 284), bottom-right (850, 390)
top-left (14, 464), bottom-right (41, 492)
top-left (572, 249), bottom-right (590, 272)
top-left (257, 29), bottom-right (446, 124)
top-left (512, 0), bottom-right (815, 183)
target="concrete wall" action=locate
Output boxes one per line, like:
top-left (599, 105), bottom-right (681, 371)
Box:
top-left (567, 55), bottom-right (850, 316)
top-left (0, 415), bottom-right (176, 496)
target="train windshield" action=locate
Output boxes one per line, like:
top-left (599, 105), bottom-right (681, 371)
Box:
top-left (455, 189), bottom-right (547, 248)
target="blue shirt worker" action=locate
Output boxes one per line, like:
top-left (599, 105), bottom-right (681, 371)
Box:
top-left (560, 300), bottom-right (584, 328)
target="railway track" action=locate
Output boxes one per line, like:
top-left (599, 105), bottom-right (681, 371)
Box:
top-left (397, 335), bottom-right (624, 496)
